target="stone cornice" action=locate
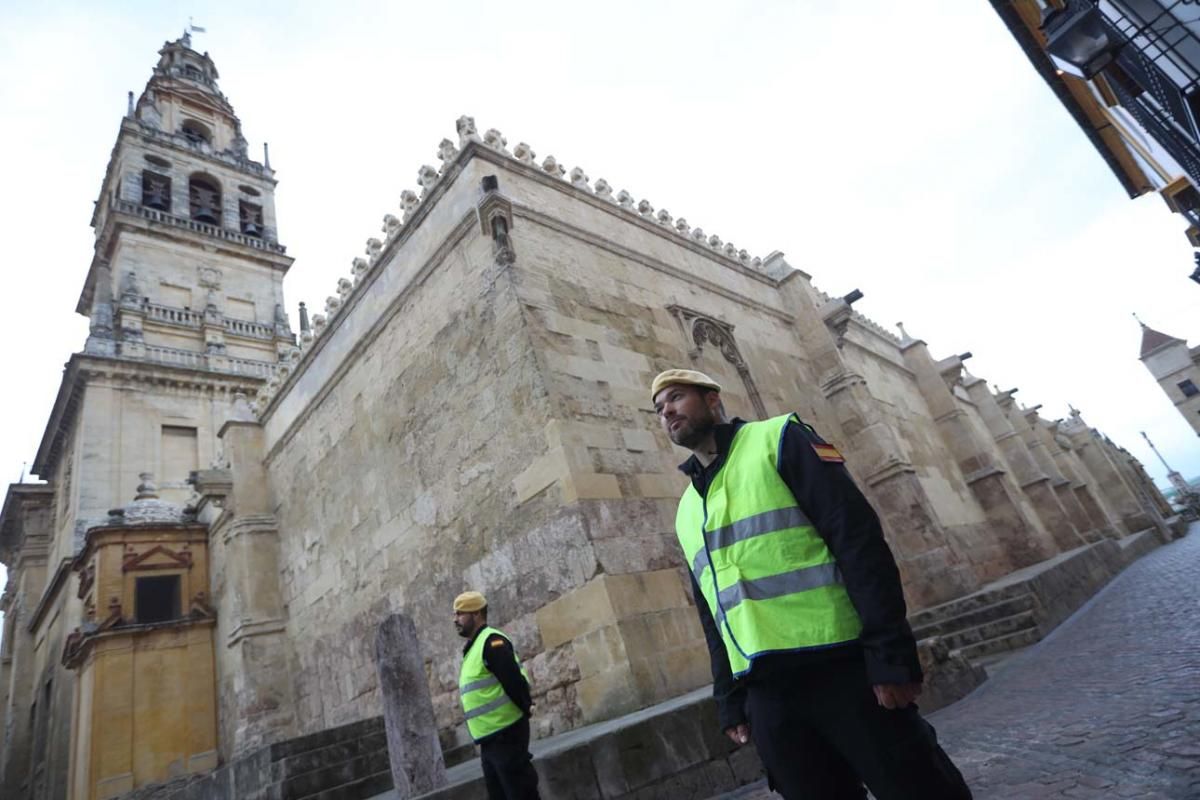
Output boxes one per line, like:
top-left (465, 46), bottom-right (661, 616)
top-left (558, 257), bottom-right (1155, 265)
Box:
top-left (0, 483), bottom-right (54, 565)
top-left (63, 616), bottom-right (217, 670)
top-left (32, 352), bottom-right (266, 478)
top-left (964, 466), bottom-right (1006, 486)
top-left (466, 144), bottom-right (783, 287)
top-left (227, 617), bottom-right (286, 647)
top-left (517, 206), bottom-right (794, 323)
top-left (220, 514), bottom-right (279, 545)
top-left (74, 523), bottom-right (208, 570)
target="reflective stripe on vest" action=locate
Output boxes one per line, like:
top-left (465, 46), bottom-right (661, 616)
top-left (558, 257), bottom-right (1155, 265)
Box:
top-left (675, 413), bottom-right (863, 676)
top-left (459, 626), bottom-right (530, 742)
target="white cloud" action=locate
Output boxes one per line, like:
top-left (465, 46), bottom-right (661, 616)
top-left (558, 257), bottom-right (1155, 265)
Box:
top-left (3, 0), bottom-right (1198, 600)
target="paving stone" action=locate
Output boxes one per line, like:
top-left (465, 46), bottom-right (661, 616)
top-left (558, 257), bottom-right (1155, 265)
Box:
top-left (707, 526), bottom-right (1200, 800)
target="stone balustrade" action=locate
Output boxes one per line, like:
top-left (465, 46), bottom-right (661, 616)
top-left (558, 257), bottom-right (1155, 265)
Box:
top-left (140, 343), bottom-right (275, 379)
top-left (223, 318), bottom-right (276, 340)
top-left (111, 199), bottom-right (287, 254)
top-left (140, 301), bottom-right (275, 341)
top-left (144, 302), bottom-right (203, 327)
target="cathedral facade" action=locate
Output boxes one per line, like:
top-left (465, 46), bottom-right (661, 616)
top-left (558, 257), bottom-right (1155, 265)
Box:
top-left (0, 36), bottom-right (1176, 799)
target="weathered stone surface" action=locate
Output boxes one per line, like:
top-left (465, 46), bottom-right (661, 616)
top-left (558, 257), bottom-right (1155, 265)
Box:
top-left (916, 637), bottom-right (987, 713)
top-left (4, 40), bottom-right (1181, 795)
top-left (375, 614), bottom-right (448, 797)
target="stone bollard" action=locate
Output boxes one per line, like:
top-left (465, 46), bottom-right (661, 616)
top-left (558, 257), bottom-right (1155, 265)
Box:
top-left (374, 613), bottom-right (448, 797)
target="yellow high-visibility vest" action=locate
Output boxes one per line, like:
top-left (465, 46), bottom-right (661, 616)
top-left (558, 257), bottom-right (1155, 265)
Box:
top-left (676, 414), bottom-right (862, 676)
top-left (459, 626), bottom-right (529, 741)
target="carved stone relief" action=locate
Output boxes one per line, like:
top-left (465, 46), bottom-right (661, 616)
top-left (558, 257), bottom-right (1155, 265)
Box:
top-left (668, 305), bottom-right (767, 419)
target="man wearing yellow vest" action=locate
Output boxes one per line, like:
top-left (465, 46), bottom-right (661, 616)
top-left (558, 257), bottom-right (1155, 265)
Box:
top-left (454, 591), bottom-right (541, 800)
top-left (651, 370), bottom-right (971, 800)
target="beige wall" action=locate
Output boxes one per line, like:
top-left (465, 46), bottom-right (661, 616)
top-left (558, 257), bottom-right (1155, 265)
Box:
top-left (256, 149), bottom-right (1087, 746)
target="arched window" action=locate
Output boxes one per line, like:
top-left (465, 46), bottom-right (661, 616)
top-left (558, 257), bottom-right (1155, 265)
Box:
top-left (239, 201), bottom-right (263, 237)
top-left (181, 120), bottom-right (212, 146)
top-left (188, 175), bottom-right (221, 225)
top-left (141, 171), bottom-right (171, 211)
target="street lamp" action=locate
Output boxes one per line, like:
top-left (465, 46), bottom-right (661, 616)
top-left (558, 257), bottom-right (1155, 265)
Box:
top-left (1042, 4), bottom-right (1121, 79)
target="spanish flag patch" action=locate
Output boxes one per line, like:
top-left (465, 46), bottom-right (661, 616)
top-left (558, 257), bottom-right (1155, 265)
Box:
top-left (489, 639), bottom-right (506, 648)
top-left (812, 443), bottom-right (845, 463)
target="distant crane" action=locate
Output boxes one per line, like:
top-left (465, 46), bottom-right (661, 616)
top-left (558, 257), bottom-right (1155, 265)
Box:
top-left (1141, 431), bottom-right (1199, 518)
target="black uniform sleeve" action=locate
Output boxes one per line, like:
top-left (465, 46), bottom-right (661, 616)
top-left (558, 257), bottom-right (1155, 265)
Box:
top-left (691, 573), bottom-right (748, 730)
top-left (777, 419), bottom-right (923, 686)
top-left (481, 634), bottom-right (532, 715)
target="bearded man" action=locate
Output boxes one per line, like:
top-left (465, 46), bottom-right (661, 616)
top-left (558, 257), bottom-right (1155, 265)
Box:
top-left (651, 369), bottom-right (972, 800)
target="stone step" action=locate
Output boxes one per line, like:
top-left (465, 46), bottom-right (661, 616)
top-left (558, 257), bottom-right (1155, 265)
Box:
top-left (958, 625), bottom-right (1044, 662)
top-left (274, 731), bottom-right (389, 783)
top-left (270, 716), bottom-right (387, 761)
top-left (912, 593), bottom-right (1038, 640)
top-left (935, 610), bottom-right (1039, 653)
top-left (301, 768), bottom-right (394, 800)
top-left (282, 745), bottom-right (391, 799)
top-left (442, 741), bottom-right (477, 768)
top-left (908, 581), bottom-right (1030, 630)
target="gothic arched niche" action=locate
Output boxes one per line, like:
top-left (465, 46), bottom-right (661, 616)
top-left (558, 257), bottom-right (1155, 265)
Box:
top-left (667, 305), bottom-right (767, 419)
top-left (188, 173), bottom-right (222, 225)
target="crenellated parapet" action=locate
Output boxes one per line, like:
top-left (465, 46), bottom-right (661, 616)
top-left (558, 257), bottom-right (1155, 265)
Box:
top-left (264, 114), bottom-right (788, 416)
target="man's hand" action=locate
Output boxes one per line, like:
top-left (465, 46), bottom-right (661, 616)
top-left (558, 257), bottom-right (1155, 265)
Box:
top-left (873, 682), bottom-right (922, 710)
top-left (725, 723), bottom-right (751, 746)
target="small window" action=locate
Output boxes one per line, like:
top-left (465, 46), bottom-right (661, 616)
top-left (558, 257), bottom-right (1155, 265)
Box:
top-left (181, 120), bottom-right (212, 146)
top-left (141, 171), bottom-right (171, 211)
top-left (189, 175), bottom-right (221, 225)
top-left (1179, 379), bottom-right (1199, 398)
top-left (239, 201), bottom-right (264, 237)
top-left (135, 575), bottom-right (181, 623)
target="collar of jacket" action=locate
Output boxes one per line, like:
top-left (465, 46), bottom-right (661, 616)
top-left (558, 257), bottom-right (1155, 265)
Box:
top-left (677, 418), bottom-right (748, 478)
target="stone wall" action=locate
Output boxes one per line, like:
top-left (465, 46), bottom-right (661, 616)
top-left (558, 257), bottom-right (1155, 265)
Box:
top-left (244, 139), bottom-right (1161, 752)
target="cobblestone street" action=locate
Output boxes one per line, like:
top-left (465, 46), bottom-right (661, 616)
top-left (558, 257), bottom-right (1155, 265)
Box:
top-left (716, 527), bottom-right (1200, 799)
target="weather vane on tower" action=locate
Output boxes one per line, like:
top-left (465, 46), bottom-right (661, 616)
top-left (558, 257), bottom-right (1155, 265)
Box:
top-left (182, 17), bottom-right (207, 47)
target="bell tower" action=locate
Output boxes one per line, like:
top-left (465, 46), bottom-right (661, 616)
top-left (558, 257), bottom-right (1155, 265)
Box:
top-left (33, 32), bottom-right (297, 517)
top-left (1137, 319), bottom-right (1200, 437)
top-left (79, 32), bottom-right (294, 369)
top-left (0, 34), bottom-right (298, 799)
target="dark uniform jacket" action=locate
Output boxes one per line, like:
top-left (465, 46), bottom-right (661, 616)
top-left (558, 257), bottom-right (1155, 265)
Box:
top-left (679, 417), bottom-right (922, 731)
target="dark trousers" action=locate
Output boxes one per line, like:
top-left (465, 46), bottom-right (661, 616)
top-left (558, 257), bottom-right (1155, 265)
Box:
top-left (479, 717), bottom-right (541, 800)
top-left (745, 659), bottom-right (972, 800)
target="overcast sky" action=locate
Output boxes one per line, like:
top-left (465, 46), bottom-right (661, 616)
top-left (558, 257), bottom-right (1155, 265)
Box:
top-left (3, 0), bottom-right (1199, 598)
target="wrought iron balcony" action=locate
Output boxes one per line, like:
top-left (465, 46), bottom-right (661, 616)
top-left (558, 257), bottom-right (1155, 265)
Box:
top-left (1046, 0), bottom-right (1200, 186)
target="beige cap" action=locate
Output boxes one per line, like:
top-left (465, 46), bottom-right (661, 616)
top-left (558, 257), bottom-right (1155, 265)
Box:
top-left (650, 369), bottom-right (721, 401)
top-left (453, 591), bottom-right (487, 613)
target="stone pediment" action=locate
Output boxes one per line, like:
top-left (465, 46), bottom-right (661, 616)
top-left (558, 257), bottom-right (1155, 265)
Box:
top-left (158, 79), bottom-right (236, 118)
top-left (122, 544), bottom-right (193, 572)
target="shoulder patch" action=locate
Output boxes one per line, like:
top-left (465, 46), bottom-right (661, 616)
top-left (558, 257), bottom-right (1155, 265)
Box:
top-left (489, 639), bottom-right (507, 648)
top-left (811, 442), bottom-right (845, 463)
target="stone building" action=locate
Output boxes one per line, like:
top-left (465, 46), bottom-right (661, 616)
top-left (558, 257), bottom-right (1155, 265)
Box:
top-left (0, 35), bottom-right (1177, 800)
top-left (1138, 319), bottom-right (1200, 436)
top-left (0, 34), bottom-right (290, 800)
